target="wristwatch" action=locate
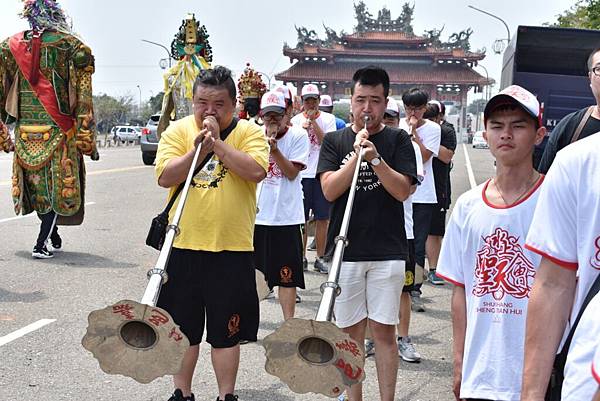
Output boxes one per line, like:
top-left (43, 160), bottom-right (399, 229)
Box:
top-left (370, 155), bottom-right (382, 166)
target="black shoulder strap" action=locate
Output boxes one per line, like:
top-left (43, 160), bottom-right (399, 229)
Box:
top-left (159, 118), bottom-right (239, 216)
top-left (556, 272), bottom-right (600, 364)
top-left (570, 106), bottom-right (594, 144)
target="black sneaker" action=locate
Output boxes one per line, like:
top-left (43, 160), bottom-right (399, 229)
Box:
top-left (303, 257), bottom-right (308, 271)
top-left (216, 395), bottom-right (238, 401)
top-left (168, 389), bottom-right (195, 401)
top-left (307, 238), bottom-right (316, 251)
top-left (32, 245), bottom-right (53, 259)
top-left (314, 258), bottom-right (329, 274)
top-left (48, 240), bottom-right (62, 252)
top-left (295, 294), bottom-right (302, 303)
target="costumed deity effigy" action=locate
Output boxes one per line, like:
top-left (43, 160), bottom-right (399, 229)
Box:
top-left (0, 0), bottom-right (98, 259)
top-left (157, 13), bottom-right (212, 137)
top-left (237, 63), bottom-right (267, 124)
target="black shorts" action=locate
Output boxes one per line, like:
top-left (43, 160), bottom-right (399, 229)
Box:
top-left (429, 206), bottom-right (447, 236)
top-left (402, 239), bottom-right (416, 293)
top-left (254, 224), bottom-right (305, 289)
top-left (156, 248), bottom-right (259, 348)
top-left (302, 178), bottom-right (331, 221)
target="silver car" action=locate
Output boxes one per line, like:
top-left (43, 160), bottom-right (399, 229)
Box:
top-left (140, 114), bottom-right (160, 165)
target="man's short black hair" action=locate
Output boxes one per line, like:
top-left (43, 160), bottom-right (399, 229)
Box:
top-left (424, 103), bottom-right (440, 120)
top-left (402, 87), bottom-right (429, 107)
top-left (588, 47), bottom-right (600, 71)
top-left (193, 66), bottom-right (237, 103)
top-left (351, 66), bottom-right (390, 98)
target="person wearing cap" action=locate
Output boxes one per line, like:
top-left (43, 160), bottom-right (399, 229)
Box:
top-left (253, 91), bottom-right (309, 321)
top-left (291, 84), bottom-right (337, 274)
top-left (399, 87), bottom-right (441, 313)
top-left (319, 94), bottom-right (347, 130)
top-left (423, 101), bottom-right (457, 288)
top-left (318, 66), bottom-right (418, 401)
top-left (435, 85), bottom-right (547, 401)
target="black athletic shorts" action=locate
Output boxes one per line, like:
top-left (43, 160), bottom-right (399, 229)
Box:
top-left (429, 206), bottom-right (447, 236)
top-left (253, 224), bottom-right (305, 290)
top-left (402, 239), bottom-right (416, 293)
top-left (156, 248), bottom-right (259, 348)
top-left (302, 177), bottom-right (331, 221)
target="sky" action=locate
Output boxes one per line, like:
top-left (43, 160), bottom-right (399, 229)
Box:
top-left (0, 0), bottom-right (574, 103)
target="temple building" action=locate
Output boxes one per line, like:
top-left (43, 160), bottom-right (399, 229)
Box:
top-left (275, 2), bottom-right (490, 126)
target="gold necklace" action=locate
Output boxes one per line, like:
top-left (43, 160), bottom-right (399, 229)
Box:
top-left (492, 171), bottom-right (539, 206)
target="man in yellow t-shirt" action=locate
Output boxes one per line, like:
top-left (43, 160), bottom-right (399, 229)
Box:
top-left (154, 66), bottom-right (269, 401)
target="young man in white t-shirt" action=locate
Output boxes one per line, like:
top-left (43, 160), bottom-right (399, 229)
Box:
top-left (521, 133), bottom-right (600, 401)
top-left (399, 88), bottom-right (441, 312)
top-left (290, 84), bottom-right (337, 273)
top-left (437, 85), bottom-right (547, 401)
top-left (254, 91), bottom-right (309, 320)
top-left (593, 343), bottom-right (600, 401)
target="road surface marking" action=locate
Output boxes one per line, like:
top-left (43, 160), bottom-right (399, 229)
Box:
top-left (0, 165), bottom-right (150, 186)
top-left (0, 202), bottom-right (96, 224)
top-left (463, 143), bottom-right (477, 189)
top-left (0, 319), bottom-right (56, 347)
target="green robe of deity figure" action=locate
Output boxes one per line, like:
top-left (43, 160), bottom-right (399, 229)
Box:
top-left (0, 29), bottom-right (98, 222)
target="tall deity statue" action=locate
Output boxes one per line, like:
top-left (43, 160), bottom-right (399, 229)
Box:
top-left (0, 0), bottom-right (98, 258)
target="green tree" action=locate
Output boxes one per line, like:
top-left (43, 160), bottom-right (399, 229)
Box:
top-left (93, 94), bottom-right (135, 133)
top-left (549, 0), bottom-right (600, 29)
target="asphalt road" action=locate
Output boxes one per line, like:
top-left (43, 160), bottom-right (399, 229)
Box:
top-left (0, 142), bottom-right (495, 401)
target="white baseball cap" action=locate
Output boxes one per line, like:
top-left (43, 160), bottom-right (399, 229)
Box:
top-left (484, 85), bottom-right (541, 125)
top-left (260, 91), bottom-right (286, 114)
top-left (319, 95), bottom-right (333, 108)
top-left (274, 85), bottom-right (292, 100)
top-left (301, 84), bottom-right (320, 99)
top-left (385, 97), bottom-right (400, 117)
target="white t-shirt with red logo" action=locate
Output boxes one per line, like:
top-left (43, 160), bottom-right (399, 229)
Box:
top-left (525, 134), bottom-right (600, 401)
top-left (256, 125), bottom-right (309, 226)
top-left (291, 110), bottom-right (336, 179)
top-left (399, 118), bottom-right (440, 204)
top-left (404, 141), bottom-right (424, 239)
top-left (437, 176), bottom-right (545, 401)
top-left (593, 341), bottom-right (600, 385)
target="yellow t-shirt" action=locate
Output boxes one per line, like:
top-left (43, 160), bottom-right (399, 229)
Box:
top-left (155, 116), bottom-right (269, 252)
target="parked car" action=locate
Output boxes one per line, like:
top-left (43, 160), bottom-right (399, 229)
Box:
top-left (112, 125), bottom-right (139, 143)
top-left (472, 131), bottom-right (488, 149)
top-left (140, 114), bottom-right (160, 165)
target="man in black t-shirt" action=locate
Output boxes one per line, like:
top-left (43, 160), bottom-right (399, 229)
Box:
top-left (538, 47), bottom-right (600, 173)
top-left (424, 101), bottom-right (457, 287)
top-left (317, 66), bottom-right (417, 401)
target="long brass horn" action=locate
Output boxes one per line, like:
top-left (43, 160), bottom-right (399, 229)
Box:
top-left (82, 132), bottom-right (211, 383)
top-left (262, 116), bottom-right (370, 398)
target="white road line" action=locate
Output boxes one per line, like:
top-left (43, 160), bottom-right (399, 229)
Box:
top-left (0, 319), bottom-right (56, 347)
top-left (462, 143), bottom-right (477, 189)
top-left (0, 201), bottom-right (96, 224)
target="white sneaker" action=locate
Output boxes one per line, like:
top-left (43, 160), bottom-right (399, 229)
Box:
top-left (397, 336), bottom-right (421, 362)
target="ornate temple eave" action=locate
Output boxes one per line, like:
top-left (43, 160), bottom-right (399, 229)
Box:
top-left (275, 62), bottom-right (488, 86)
top-left (283, 45), bottom-right (485, 63)
top-left (343, 31), bottom-right (429, 44)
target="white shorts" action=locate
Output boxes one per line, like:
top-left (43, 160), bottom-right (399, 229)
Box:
top-left (333, 260), bottom-right (405, 328)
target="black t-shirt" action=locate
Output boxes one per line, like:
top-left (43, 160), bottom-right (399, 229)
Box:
top-left (317, 126), bottom-right (418, 262)
top-left (432, 121), bottom-right (457, 209)
top-left (537, 107), bottom-right (600, 173)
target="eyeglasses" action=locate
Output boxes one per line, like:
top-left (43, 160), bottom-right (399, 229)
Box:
top-left (592, 66), bottom-right (600, 77)
top-left (405, 105), bottom-right (426, 114)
